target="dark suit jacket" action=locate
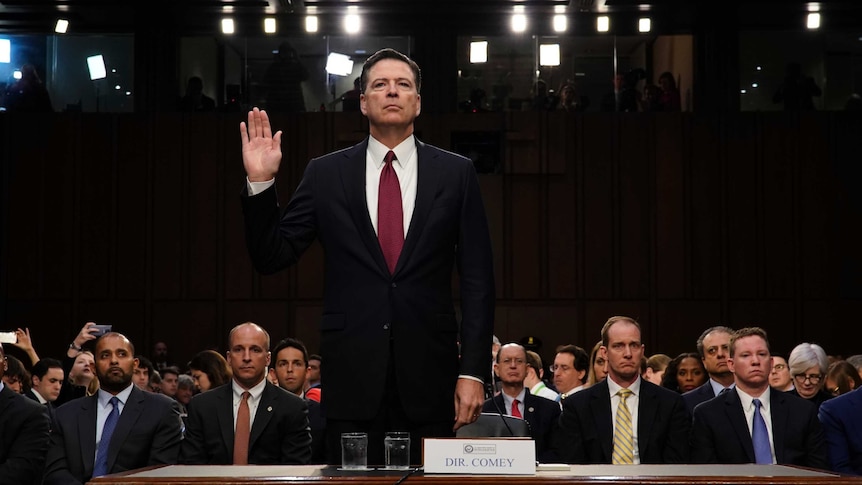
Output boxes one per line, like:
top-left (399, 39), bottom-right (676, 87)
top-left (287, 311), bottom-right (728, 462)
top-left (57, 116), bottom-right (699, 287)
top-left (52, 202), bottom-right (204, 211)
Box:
top-left (242, 137), bottom-right (495, 422)
top-left (818, 386), bottom-right (862, 475)
top-left (24, 389), bottom-right (56, 431)
top-left (683, 381), bottom-right (716, 415)
top-left (691, 387), bottom-right (827, 468)
top-left (0, 385), bottom-right (50, 485)
top-left (44, 385), bottom-right (184, 485)
top-left (555, 378), bottom-right (691, 464)
top-left (483, 389), bottom-right (561, 463)
top-left (306, 397), bottom-right (327, 464)
top-left (180, 381), bottom-right (312, 465)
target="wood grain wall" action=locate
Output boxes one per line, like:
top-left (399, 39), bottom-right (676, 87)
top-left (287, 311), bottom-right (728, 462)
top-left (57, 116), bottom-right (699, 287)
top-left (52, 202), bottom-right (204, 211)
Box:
top-left (2, 111), bottom-right (861, 369)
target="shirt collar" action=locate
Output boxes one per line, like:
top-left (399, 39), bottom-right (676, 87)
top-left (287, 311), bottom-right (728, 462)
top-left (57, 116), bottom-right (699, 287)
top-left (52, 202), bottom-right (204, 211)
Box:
top-left (607, 375), bottom-right (642, 397)
top-left (98, 383), bottom-right (135, 407)
top-left (31, 389), bottom-right (48, 404)
top-left (709, 378), bottom-right (734, 396)
top-left (368, 135), bottom-right (416, 170)
top-left (736, 386), bottom-right (771, 411)
top-left (232, 376), bottom-right (267, 400)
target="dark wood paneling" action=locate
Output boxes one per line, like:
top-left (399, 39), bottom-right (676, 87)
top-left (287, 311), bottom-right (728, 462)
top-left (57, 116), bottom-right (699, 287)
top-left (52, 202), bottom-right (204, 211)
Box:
top-left (687, 116), bottom-right (723, 299)
top-left (581, 114), bottom-right (615, 299)
top-left (654, 114), bottom-right (686, 299)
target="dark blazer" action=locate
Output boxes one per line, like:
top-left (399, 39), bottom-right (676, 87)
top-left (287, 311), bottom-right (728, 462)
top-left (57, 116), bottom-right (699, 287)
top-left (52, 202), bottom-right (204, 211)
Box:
top-left (555, 378), bottom-right (691, 464)
top-left (306, 398), bottom-right (327, 464)
top-left (483, 389), bottom-right (561, 463)
top-left (683, 381), bottom-right (716, 415)
top-left (44, 385), bottom-right (184, 485)
top-left (242, 137), bottom-right (495, 422)
top-left (818, 386), bottom-right (862, 475)
top-left (180, 381), bottom-right (312, 465)
top-left (0, 385), bottom-right (50, 485)
top-left (691, 387), bottom-right (827, 468)
top-left (24, 389), bottom-right (56, 431)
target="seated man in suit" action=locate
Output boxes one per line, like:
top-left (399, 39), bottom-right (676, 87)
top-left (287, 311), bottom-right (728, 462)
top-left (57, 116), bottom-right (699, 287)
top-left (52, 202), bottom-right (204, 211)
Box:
top-left (25, 358), bottom-right (64, 431)
top-left (819, 385), bottom-right (862, 475)
top-left (44, 332), bottom-right (184, 484)
top-left (690, 327), bottom-right (827, 468)
top-left (553, 344), bottom-right (590, 400)
top-left (0, 343), bottom-right (51, 485)
top-left (181, 322), bottom-right (312, 465)
top-left (683, 326), bottom-right (735, 414)
top-left (555, 316), bottom-right (691, 464)
top-left (270, 337), bottom-right (326, 464)
top-left (483, 343), bottom-right (560, 462)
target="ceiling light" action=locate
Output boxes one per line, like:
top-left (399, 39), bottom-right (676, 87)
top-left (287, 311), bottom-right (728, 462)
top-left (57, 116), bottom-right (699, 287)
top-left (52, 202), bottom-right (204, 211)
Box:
top-left (221, 18), bottom-right (235, 34)
top-left (305, 16), bottom-right (318, 33)
top-left (0, 39), bottom-right (9, 63)
top-left (55, 19), bottom-right (69, 34)
top-left (806, 12), bottom-right (820, 29)
top-left (553, 15), bottom-right (567, 33)
top-left (264, 18), bottom-right (276, 34)
top-left (470, 41), bottom-right (488, 64)
top-left (638, 18), bottom-right (651, 33)
top-left (539, 44), bottom-right (560, 66)
top-left (597, 16), bottom-right (610, 33)
top-left (511, 14), bottom-right (527, 33)
top-left (345, 14), bottom-right (360, 34)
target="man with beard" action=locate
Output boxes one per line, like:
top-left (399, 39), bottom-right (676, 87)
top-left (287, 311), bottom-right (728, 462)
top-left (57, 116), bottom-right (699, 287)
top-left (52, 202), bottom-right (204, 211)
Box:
top-left (555, 316), bottom-right (690, 464)
top-left (44, 333), bottom-right (183, 484)
top-left (684, 326), bottom-right (735, 414)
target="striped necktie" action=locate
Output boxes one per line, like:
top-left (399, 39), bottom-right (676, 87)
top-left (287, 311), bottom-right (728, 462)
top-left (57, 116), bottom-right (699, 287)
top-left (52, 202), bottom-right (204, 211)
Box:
top-left (612, 388), bottom-right (634, 464)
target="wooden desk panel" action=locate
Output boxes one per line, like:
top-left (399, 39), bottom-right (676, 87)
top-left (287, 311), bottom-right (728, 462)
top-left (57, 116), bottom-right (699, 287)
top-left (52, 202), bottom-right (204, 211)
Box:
top-left (90, 464), bottom-right (862, 485)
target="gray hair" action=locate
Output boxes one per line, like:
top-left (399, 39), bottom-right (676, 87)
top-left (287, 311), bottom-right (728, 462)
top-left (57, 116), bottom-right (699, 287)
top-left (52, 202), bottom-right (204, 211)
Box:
top-left (788, 342), bottom-right (828, 376)
top-left (846, 354), bottom-right (862, 372)
top-left (177, 374), bottom-right (195, 390)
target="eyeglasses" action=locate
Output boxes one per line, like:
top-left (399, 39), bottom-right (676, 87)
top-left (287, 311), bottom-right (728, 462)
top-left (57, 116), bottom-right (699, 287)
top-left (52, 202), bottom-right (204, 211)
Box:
top-left (828, 386), bottom-right (841, 396)
top-left (772, 364), bottom-right (787, 371)
top-left (793, 373), bottom-right (822, 384)
top-left (550, 364), bottom-right (572, 373)
top-left (500, 358), bottom-right (525, 366)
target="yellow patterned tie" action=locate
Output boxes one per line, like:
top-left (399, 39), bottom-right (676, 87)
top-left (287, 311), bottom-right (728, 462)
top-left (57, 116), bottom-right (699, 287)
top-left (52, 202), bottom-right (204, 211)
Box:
top-left (612, 388), bottom-right (634, 464)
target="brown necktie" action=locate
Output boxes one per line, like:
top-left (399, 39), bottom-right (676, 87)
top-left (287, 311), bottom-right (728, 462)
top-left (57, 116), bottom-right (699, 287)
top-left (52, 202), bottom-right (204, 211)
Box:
top-left (378, 150), bottom-right (404, 274)
top-left (233, 391), bottom-right (250, 465)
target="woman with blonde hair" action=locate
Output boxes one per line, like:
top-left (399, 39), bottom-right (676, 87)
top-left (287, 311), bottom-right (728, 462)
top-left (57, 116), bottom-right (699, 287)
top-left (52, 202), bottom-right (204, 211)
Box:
top-left (585, 340), bottom-right (607, 387)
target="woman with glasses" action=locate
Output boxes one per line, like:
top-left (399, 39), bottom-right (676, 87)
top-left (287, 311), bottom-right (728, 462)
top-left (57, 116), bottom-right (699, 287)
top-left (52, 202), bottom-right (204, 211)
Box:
top-left (787, 342), bottom-right (833, 407)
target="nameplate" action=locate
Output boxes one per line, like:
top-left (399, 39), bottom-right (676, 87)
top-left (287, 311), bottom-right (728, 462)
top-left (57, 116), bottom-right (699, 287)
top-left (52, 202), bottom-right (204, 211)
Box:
top-left (423, 438), bottom-right (536, 475)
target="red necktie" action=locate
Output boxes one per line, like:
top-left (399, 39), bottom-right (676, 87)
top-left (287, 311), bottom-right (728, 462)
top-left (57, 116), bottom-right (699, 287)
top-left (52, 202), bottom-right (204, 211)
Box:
top-left (511, 399), bottom-right (522, 418)
top-left (378, 150), bottom-right (404, 274)
top-left (233, 391), bottom-right (250, 465)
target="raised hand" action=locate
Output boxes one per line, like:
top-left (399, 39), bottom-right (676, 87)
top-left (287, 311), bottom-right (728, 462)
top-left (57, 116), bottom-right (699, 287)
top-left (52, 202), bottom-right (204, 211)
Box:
top-left (240, 107), bottom-right (283, 183)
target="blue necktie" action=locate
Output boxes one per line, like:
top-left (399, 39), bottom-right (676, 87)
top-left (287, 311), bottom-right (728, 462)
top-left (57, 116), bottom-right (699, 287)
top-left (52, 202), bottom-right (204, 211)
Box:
top-left (751, 398), bottom-right (772, 464)
top-left (93, 396), bottom-right (120, 477)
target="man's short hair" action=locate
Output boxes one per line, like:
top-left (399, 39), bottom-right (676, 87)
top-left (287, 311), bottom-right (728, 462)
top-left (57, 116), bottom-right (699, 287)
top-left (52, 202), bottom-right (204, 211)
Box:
top-left (845, 354), bottom-right (862, 372)
top-left (600, 316), bottom-right (641, 347)
top-left (494, 342), bottom-right (526, 363)
top-left (556, 344), bottom-right (590, 384)
top-left (308, 354), bottom-right (322, 363)
top-left (177, 374), bottom-right (195, 390)
top-left (160, 366), bottom-right (180, 379)
top-left (136, 355), bottom-right (154, 374)
top-left (525, 350), bottom-right (544, 374)
top-left (360, 48), bottom-right (422, 94)
top-left (695, 326), bottom-right (735, 358)
top-left (96, 332), bottom-right (136, 355)
top-left (272, 338), bottom-right (309, 366)
top-left (729, 327), bottom-right (770, 357)
top-left (31, 358), bottom-right (63, 380)
top-left (229, 322), bottom-right (271, 350)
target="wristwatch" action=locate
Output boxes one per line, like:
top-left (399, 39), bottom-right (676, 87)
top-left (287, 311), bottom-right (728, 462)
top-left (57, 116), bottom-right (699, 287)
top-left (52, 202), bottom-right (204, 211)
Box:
top-left (69, 342), bottom-right (82, 351)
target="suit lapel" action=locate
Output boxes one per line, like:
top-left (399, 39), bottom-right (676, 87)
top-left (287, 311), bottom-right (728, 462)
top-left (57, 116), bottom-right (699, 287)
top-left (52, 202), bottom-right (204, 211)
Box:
top-left (393, 139), bottom-right (441, 277)
top-left (590, 381), bottom-right (614, 461)
top-left (217, 385), bottom-right (235, 457)
top-left (78, 395), bottom-right (99, 479)
top-left (724, 390), bottom-right (756, 462)
top-left (339, 138), bottom-right (390, 276)
top-left (637, 382), bottom-right (658, 458)
top-left (250, 384), bottom-right (276, 448)
top-left (769, 388), bottom-right (787, 462)
top-left (106, 387), bottom-right (145, 472)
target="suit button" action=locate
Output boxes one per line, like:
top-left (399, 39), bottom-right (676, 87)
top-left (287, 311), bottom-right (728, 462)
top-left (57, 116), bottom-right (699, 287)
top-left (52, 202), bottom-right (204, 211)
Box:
top-left (391, 282), bottom-right (397, 288)
top-left (383, 323), bottom-right (390, 330)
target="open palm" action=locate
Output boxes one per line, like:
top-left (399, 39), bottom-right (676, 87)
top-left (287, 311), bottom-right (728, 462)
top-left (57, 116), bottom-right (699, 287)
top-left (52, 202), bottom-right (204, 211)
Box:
top-left (240, 108), bottom-right (283, 182)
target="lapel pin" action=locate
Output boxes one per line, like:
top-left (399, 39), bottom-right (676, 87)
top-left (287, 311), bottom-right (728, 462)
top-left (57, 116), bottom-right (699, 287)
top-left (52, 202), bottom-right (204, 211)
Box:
top-left (528, 407), bottom-right (534, 413)
top-left (268, 406), bottom-right (273, 412)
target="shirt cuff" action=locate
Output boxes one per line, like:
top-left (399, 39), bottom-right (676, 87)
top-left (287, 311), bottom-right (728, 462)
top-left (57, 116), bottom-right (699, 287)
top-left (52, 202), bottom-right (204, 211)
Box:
top-left (458, 374), bottom-right (484, 384)
top-left (247, 177), bottom-right (275, 195)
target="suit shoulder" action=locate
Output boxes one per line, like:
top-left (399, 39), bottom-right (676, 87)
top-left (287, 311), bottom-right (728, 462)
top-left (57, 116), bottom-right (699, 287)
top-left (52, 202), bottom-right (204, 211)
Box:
top-left (9, 390), bottom-right (46, 415)
top-left (309, 140), bottom-right (365, 166)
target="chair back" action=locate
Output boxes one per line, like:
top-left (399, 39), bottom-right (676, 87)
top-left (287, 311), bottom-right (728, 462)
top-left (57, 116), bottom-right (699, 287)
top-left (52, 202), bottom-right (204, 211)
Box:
top-left (455, 413), bottom-right (531, 438)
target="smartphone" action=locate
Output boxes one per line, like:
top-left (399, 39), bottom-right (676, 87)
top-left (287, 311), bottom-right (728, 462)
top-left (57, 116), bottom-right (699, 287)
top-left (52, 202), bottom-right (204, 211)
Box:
top-left (91, 324), bottom-right (113, 337)
top-left (0, 331), bottom-right (17, 344)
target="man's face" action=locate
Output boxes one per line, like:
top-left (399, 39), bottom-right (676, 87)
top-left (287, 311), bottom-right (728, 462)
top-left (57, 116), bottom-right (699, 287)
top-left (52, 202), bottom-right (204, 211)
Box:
top-left (701, 331), bottom-right (732, 377)
top-left (33, 367), bottom-right (64, 402)
top-left (494, 345), bottom-right (527, 387)
top-left (603, 321), bottom-right (644, 384)
top-left (360, 58), bottom-right (421, 130)
top-left (274, 346), bottom-right (307, 396)
top-left (176, 385), bottom-right (193, 405)
top-left (154, 342), bottom-right (168, 360)
top-left (728, 335), bottom-right (772, 391)
top-left (227, 325), bottom-right (271, 389)
top-left (132, 365), bottom-right (150, 390)
top-left (768, 356), bottom-right (792, 390)
top-left (553, 352), bottom-right (583, 394)
top-left (161, 373), bottom-right (178, 397)
top-left (307, 358), bottom-right (321, 384)
top-left (95, 335), bottom-right (138, 393)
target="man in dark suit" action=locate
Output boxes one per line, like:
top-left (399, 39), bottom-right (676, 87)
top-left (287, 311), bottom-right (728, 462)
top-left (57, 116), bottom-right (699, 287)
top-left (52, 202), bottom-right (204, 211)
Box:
top-left (269, 337), bottom-right (326, 464)
top-left (555, 316), bottom-right (691, 464)
top-left (25, 358), bottom-right (64, 431)
top-left (44, 332), bottom-right (183, 484)
top-left (0, 343), bottom-right (50, 485)
top-left (819, 386), bottom-right (862, 475)
top-left (181, 322), bottom-right (311, 465)
top-left (240, 48), bottom-right (495, 465)
top-left (690, 327), bottom-right (827, 468)
top-left (683, 326), bottom-right (735, 414)
top-left (482, 343), bottom-right (560, 462)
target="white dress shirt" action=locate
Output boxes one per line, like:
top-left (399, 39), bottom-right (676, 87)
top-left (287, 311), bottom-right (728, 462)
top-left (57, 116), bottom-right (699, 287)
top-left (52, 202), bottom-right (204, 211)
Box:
top-left (501, 388), bottom-right (527, 417)
top-left (735, 387), bottom-right (777, 464)
top-left (607, 377), bottom-right (642, 464)
top-left (232, 378), bottom-right (268, 432)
